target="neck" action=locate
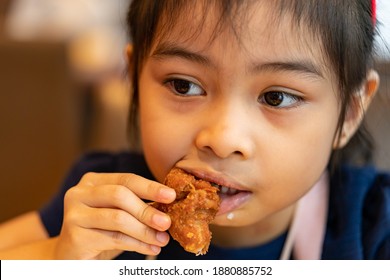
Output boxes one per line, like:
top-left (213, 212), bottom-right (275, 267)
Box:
top-left (210, 204), bottom-right (295, 248)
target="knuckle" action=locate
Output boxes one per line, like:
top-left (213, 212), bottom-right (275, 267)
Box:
top-left (63, 207), bottom-right (79, 225)
top-left (63, 188), bottom-right (74, 203)
top-left (143, 180), bottom-right (162, 200)
top-left (63, 186), bottom-right (80, 205)
top-left (111, 231), bottom-right (125, 243)
top-left (63, 190), bottom-right (83, 225)
top-left (81, 172), bottom-right (97, 184)
top-left (146, 181), bottom-right (157, 194)
top-left (66, 227), bottom-right (81, 243)
top-left (117, 173), bottom-right (136, 187)
top-left (137, 204), bottom-right (153, 223)
top-left (109, 185), bottom-right (127, 203)
top-left (142, 226), bottom-right (156, 241)
top-left (108, 210), bottom-right (127, 228)
top-left (110, 231), bottom-right (129, 248)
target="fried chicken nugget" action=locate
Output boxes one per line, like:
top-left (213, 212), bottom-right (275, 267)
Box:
top-left (154, 168), bottom-right (220, 255)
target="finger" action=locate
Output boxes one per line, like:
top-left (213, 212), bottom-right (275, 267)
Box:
top-left (67, 227), bottom-right (163, 257)
top-left (74, 184), bottom-right (171, 231)
top-left (100, 229), bottom-right (163, 256)
top-left (79, 207), bottom-right (170, 247)
top-left (80, 172), bottom-right (176, 203)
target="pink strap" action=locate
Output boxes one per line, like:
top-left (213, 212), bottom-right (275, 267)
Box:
top-left (280, 171), bottom-right (329, 260)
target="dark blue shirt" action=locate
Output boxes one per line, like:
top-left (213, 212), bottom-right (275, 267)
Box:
top-left (39, 152), bottom-right (390, 259)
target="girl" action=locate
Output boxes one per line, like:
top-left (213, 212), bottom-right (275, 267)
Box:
top-left (0, 0), bottom-right (389, 259)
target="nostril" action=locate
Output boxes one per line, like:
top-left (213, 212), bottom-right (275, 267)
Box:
top-left (233, 150), bottom-right (244, 156)
top-left (195, 126), bottom-right (253, 159)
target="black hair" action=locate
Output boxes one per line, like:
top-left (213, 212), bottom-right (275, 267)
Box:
top-left (126, 0), bottom-right (378, 166)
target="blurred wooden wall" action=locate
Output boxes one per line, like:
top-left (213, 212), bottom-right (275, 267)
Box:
top-left (0, 37), bottom-right (130, 223)
top-left (0, 40), bottom-right (84, 222)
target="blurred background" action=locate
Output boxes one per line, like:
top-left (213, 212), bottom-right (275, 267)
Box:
top-left (0, 0), bottom-right (389, 223)
top-left (0, 0), bottom-right (131, 222)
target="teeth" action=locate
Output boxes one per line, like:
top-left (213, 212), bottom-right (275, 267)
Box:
top-left (228, 188), bottom-right (239, 195)
top-left (220, 186), bottom-right (229, 194)
top-left (219, 185), bottom-right (238, 195)
top-left (210, 182), bottom-right (239, 195)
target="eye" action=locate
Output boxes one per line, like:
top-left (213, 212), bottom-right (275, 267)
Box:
top-left (165, 78), bottom-right (205, 96)
top-left (259, 91), bottom-right (303, 108)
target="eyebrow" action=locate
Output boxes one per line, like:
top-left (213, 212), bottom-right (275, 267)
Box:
top-left (152, 43), bottom-right (214, 68)
top-left (152, 43), bottom-right (324, 78)
top-left (252, 61), bottom-right (324, 78)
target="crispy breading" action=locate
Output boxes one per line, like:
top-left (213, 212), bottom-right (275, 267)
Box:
top-left (154, 168), bottom-right (220, 255)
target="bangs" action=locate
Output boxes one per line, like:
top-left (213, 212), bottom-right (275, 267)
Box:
top-left (138, 0), bottom-right (336, 75)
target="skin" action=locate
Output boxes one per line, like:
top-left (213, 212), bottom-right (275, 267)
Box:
top-left (0, 2), bottom-right (379, 259)
top-left (140, 3), bottom-right (341, 247)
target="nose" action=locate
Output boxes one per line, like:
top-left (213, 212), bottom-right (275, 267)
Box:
top-left (195, 102), bottom-right (254, 160)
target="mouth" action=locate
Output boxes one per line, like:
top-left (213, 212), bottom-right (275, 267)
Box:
top-left (186, 169), bottom-right (247, 196)
top-left (184, 169), bottom-right (252, 216)
top-left (210, 182), bottom-right (240, 196)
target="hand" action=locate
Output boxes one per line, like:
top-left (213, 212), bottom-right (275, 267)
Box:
top-left (54, 172), bottom-right (176, 259)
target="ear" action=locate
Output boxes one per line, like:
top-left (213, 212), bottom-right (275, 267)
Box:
top-left (333, 70), bottom-right (380, 149)
top-left (125, 44), bottom-right (134, 77)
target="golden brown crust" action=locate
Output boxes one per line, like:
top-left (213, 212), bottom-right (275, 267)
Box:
top-left (154, 168), bottom-right (220, 255)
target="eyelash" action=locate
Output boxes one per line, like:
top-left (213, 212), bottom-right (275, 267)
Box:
top-left (258, 91), bottom-right (304, 109)
top-left (164, 78), bottom-right (205, 96)
top-left (164, 78), bottom-right (304, 109)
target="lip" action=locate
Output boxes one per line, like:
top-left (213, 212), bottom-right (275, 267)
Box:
top-left (180, 167), bottom-right (249, 192)
top-left (176, 165), bottom-right (253, 215)
top-left (217, 191), bottom-right (252, 215)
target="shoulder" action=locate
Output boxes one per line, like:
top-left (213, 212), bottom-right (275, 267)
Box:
top-left (330, 164), bottom-right (390, 212)
top-left (361, 168), bottom-right (390, 259)
top-left (324, 165), bottom-right (390, 259)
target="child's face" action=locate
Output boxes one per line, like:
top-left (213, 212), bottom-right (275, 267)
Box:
top-left (137, 3), bottom-right (340, 228)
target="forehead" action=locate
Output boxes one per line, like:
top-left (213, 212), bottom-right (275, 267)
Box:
top-left (150, 0), bottom-right (330, 76)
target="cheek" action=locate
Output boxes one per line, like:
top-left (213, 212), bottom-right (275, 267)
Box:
top-left (286, 116), bottom-right (337, 176)
top-left (140, 108), bottom-right (174, 182)
top-left (139, 91), bottom-right (194, 182)
top-left (259, 110), bottom-right (338, 204)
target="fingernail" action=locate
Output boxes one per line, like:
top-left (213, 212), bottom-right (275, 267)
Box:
top-left (150, 245), bottom-right (161, 254)
top-left (153, 214), bottom-right (170, 229)
top-left (156, 231), bottom-right (169, 244)
top-left (160, 188), bottom-right (175, 201)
